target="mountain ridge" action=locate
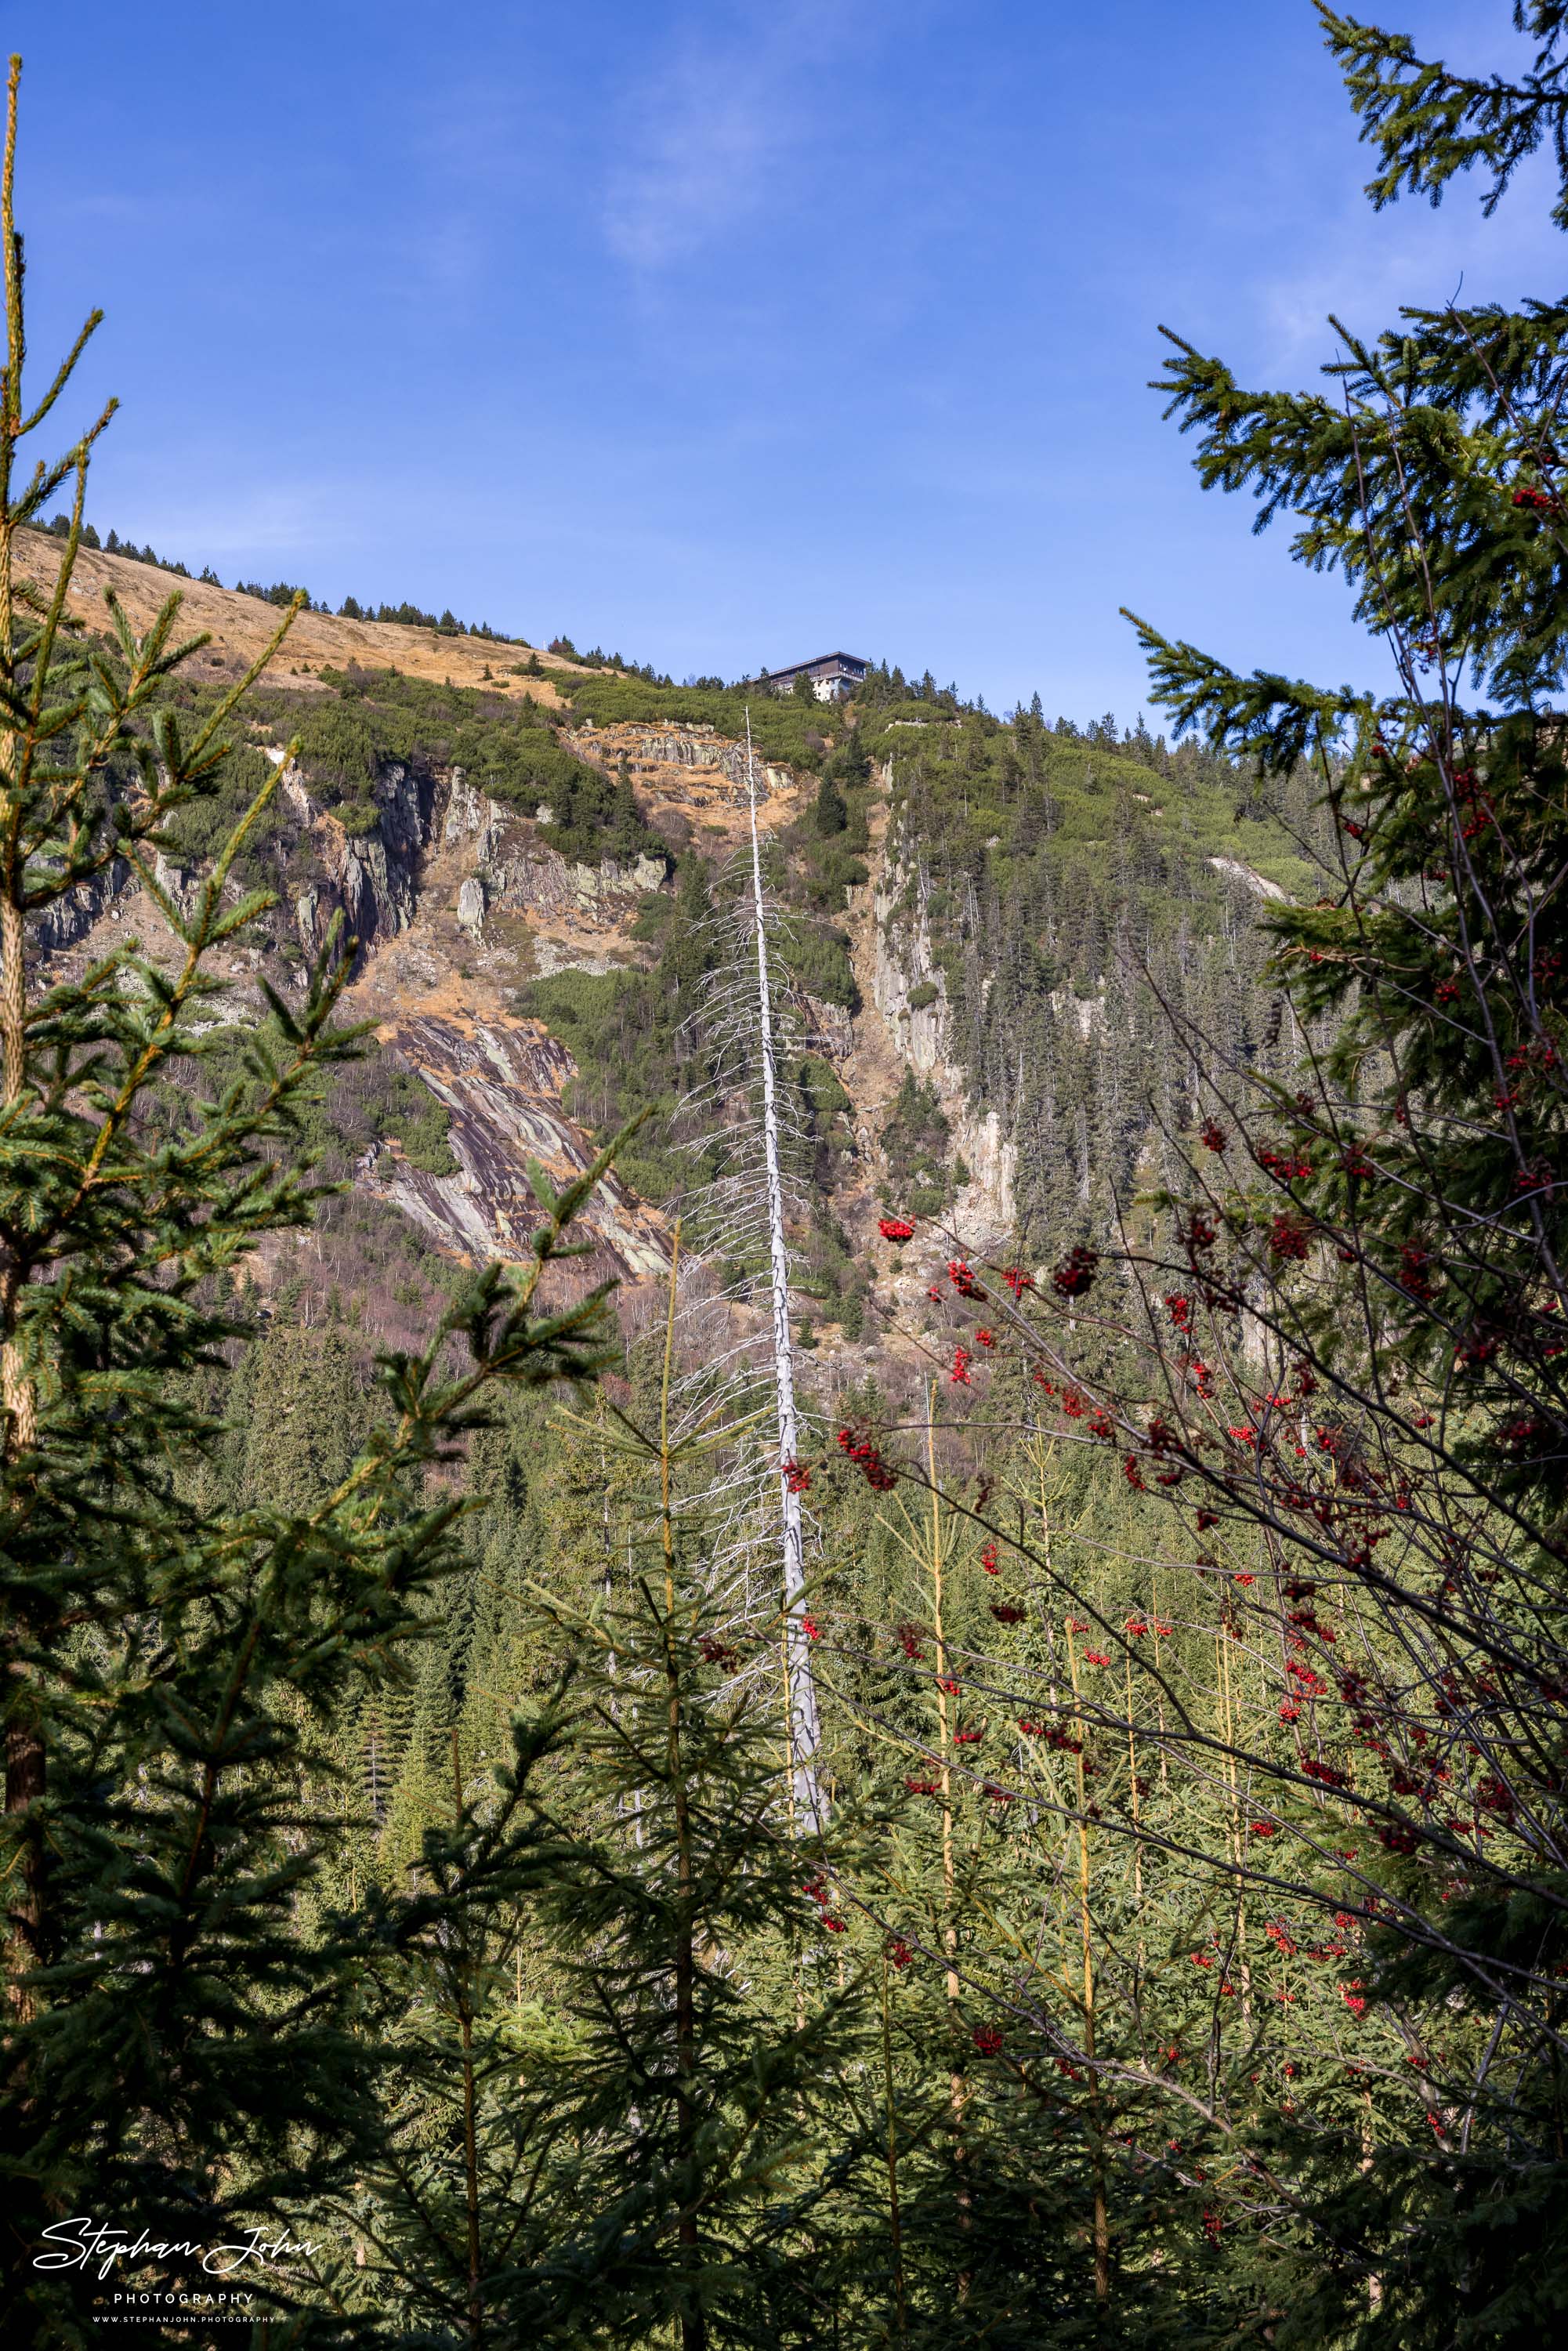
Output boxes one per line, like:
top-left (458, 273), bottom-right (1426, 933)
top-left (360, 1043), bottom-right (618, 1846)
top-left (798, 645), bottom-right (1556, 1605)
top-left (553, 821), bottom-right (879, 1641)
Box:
top-left (27, 532), bottom-right (1313, 1380)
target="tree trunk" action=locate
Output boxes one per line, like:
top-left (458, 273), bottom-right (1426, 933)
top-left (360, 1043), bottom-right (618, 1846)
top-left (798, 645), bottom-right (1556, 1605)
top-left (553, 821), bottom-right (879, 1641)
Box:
top-left (744, 714), bottom-right (824, 1830)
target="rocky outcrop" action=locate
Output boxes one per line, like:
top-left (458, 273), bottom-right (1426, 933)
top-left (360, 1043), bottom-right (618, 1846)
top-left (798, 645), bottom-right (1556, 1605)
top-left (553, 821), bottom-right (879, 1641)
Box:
top-left (281, 755), bottom-right (432, 958)
top-left (150, 850), bottom-right (202, 921)
top-left (30, 859), bottom-right (132, 954)
top-left (373, 1013), bottom-right (669, 1280)
top-left (277, 752), bottom-right (672, 969)
top-left (570, 722), bottom-right (791, 801)
top-left (455, 875), bottom-right (486, 936)
top-left (1208, 856), bottom-right (1287, 903)
top-left (869, 841), bottom-right (1016, 1238)
top-left (436, 771), bottom-right (664, 929)
top-left (1048, 984), bottom-right (1104, 1041)
top-left (800, 996), bottom-right (854, 1058)
top-left (439, 770), bottom-right (508, 864)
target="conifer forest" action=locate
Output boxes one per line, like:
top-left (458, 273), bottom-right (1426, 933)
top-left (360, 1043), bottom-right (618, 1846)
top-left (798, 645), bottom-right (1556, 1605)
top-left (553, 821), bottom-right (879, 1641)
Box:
top-left (11, 6), bottom-right (1568, 2346)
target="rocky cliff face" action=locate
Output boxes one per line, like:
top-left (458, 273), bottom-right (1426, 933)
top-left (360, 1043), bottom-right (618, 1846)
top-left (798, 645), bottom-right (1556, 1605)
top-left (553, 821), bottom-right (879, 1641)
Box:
top-left (276, 755), bottom-right (669, 976)
top-left (864, 822), bottom-right (1016, 1241)
top-left (22, 538), bottom-right (1012, 1328)
top-left (570, 720), bottom-right (793, 807)
top-left (370, 1013), bottom-right (669, 1278)
top-left (281, 754), bottom-right (686, 1282)
top-left (28, 735), bottom-right (688, 1288)
top-left (281, 753), bottom-right (428, 958)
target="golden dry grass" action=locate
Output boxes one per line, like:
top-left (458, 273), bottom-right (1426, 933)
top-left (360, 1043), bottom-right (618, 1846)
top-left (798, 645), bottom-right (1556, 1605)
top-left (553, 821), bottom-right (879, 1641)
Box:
top-left (13, 531), bottom-right (585, 704)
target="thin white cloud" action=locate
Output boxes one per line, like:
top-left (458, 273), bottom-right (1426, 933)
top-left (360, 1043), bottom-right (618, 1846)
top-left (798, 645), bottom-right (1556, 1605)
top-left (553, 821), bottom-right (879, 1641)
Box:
top-left (125, 483), bottom-right (335, 561)
top-left (1251, 150), bottom-right (1568, 382)
top-left (602, 0), bottom-right (850, 270)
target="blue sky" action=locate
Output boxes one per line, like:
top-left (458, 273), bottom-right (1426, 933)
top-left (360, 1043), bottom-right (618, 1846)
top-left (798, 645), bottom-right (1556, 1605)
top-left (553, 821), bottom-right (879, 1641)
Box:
top-left (14, 1), bottom-right (1564, 719)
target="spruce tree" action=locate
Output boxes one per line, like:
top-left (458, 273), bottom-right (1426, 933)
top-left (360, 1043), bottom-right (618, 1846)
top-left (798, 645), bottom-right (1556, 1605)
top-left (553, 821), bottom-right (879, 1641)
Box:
top-left (0, 63), bottom-right (628, 2340)
top-left (506, 1292), bottom-right (866, 2349)
top-left (338, 1706), bottom-right (588, 2349)
top-left (947, 5), bottom-right (1568, 2338)
top-left (813, 771), bottom-right (848, 838)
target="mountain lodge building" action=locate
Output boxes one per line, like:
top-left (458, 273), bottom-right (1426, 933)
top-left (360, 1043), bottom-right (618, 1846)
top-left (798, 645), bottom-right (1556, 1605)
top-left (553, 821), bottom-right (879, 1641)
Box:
top-left (756, 651), bottom-right (868, 703)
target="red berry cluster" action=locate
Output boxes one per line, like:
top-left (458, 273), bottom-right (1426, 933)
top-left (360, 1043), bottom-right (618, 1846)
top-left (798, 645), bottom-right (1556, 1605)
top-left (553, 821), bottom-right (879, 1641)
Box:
top-left (801, 1875), bottom-right (847, 1934)
top-left (1399, 1242), bottom-right (1435, 1301)
top-left (837, 1427), bottom-right (897, 1491)
top-left (878, 1216), bottom-right (915, 1241)
top-left (1269, 1215), bottom-right (1311, 1262)
top-left (1019, 1719), bottom-right (1082, 1752)
top-left (1258, 1140), bottom-right (1315, 1182)
top-left (1051, 1244), bottom-right (1099, 1299)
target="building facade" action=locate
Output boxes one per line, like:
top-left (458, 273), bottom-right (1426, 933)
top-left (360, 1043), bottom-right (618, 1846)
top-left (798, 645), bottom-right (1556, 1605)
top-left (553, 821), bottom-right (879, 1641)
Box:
top-left (755, 651), bottom-right (868, 704)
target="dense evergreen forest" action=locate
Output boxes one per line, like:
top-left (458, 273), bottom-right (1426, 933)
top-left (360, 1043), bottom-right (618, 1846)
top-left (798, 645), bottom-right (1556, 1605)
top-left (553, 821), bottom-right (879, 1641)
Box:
top-left (9, 9), bottom-right (1568, 2349)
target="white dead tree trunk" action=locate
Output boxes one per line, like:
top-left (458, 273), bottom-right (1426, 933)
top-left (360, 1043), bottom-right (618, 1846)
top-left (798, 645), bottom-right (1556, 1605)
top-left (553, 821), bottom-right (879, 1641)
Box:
top-left (744, 710), bottom-right (825, 1829)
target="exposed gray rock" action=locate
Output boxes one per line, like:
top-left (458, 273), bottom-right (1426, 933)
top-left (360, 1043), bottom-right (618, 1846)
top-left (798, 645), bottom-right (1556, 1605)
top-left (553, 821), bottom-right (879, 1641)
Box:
top-left (372, 762), bottom-right (426, 867)
top-left (870, 839), bottom-right (1016, 1237)
top-left (456, 875), bottom-right (486, 935)
top-left (150, 850), bottom-right (201, 921)
top-left (569, 724), bottom-right (790, 799)
top-left (29, 859), bottom-right (130, 953)
top-left (376, 1014), bottom-right (670, 1279)
top-left (1208, 855), bottom-right (1287, 902)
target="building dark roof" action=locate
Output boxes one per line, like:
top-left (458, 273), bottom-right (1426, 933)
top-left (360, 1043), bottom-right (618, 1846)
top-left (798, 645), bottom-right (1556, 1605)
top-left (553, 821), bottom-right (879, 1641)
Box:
top-left (757, 650), bottom-right (867, 683)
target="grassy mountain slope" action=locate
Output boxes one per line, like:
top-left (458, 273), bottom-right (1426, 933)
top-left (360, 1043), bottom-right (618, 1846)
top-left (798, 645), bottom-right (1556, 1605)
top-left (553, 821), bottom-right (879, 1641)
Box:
top-left (27, 533), bottom-right (1320, 1363)
top-left (13, 526), bottom-right (584, 702)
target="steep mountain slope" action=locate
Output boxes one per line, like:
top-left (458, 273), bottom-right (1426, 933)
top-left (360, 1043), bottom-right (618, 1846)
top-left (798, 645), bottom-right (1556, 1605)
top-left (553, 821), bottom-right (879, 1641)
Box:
top-left (865, 704), bottom-right (1326, 1247)
top-left (27, 534), bottom-right (1313, 1360)
top-left (23, 539), bottom-right (861, 1313)
top-left (14, 528), bottom-right (581, 702)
